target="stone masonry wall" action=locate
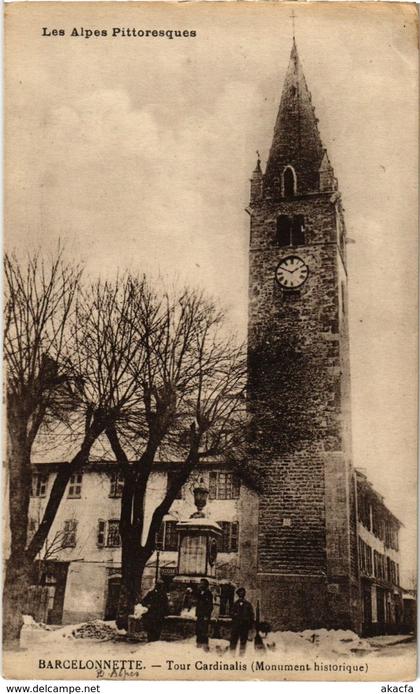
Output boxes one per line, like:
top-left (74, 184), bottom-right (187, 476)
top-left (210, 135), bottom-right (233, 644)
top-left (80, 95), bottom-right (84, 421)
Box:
top-left (247, 192), bottom-right (355, 606)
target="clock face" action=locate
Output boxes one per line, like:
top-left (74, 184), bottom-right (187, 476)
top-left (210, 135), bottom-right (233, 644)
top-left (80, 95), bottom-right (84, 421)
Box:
top-left (276, 255), bottom-right (309, 289)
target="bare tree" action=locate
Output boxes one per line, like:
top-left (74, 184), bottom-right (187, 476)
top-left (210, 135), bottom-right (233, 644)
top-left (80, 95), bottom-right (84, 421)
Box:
top-left (104, 285), bottom-right (246, 627)
top-left (3, 258), bottom-right (149, 647)
top-left (28, 515), bottom-right (68, 585)
top-left (5, 256), bottom-right (245, 640)
top-left (4, 249), bottom-right (81, 647)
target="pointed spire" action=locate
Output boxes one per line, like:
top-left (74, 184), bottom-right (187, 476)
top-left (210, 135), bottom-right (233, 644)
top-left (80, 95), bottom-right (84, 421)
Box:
top-left (250, 151), bottom-right (263, 203)
top-left (264, 41), bottom-right (326, 196)
top-left (253, 150), bottom-right (262, 174)
top-left (319, 149), bottom-right (336, 191)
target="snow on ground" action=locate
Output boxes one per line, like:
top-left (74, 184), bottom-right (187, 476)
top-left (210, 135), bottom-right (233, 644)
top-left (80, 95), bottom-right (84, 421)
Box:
top-left (19, 617), bottom-right (374, 659)
top-left (267, 628), bottom-right (373, 658)
top-left (366, 634), bottom-right (414, 647)
top-left (4, 618), bottom-right (415, 680)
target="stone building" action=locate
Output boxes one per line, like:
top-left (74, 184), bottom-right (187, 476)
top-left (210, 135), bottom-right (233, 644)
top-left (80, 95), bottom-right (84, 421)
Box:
top-left (27, 460), bottom-right (255, 624)
top-left (356, 469), bottom-right (403, 635)
top-left (244, 39), bottom-right (402, 633)
top-left (22, 40), bottom-right (404, 636)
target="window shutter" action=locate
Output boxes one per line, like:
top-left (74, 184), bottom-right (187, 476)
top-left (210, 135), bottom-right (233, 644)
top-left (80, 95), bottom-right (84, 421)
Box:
top-left (232, 475), bottom-right (240, 499)
top-left (97, 519), bottom-right (106, 548)
top-left (231, 522), bottom-right (239, 552)
top-left (292, 215), bottom-right (305, 245)
top-left (70, 520), bottom-right (77, 546)
top-left (216, 521), bottom-right (224, 552)
top-left (218, 521), bottom-right (229, 552)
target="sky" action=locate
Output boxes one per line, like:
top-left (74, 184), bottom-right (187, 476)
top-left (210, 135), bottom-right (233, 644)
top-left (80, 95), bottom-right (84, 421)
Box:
top-left (5, 2), bottom-right (418, 580)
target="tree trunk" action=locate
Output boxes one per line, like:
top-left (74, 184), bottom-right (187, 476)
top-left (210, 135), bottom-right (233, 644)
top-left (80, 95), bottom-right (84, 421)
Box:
top-left (4, 418), bottom-right (32, 649)
top-left (115, 443), bottom-right (201, 630)
top-left (27, 419), bottom-right (106, 560)
top-left (3, 552), bottom-right (33, 649)
top-left (4, 415), bottom-right (106, 648)
top-left (116, 542), bottom-right (148, 630)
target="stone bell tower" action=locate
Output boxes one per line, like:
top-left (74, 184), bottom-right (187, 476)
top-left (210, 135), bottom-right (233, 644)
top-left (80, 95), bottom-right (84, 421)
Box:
top-left (246, 39), bottom-right (361, 631)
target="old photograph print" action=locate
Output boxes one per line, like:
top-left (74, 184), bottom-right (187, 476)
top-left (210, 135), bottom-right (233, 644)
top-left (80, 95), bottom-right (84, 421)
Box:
top-left (3, 0), bottom-right (418, 681)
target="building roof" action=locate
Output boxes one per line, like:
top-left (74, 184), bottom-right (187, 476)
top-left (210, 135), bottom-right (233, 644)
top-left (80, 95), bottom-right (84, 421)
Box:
top-left (264, 39), bottom-right (328, 195)
top-left (355, 467), bottom-right (403, 528)
top-left (29, 429), bottom-right (223, 466)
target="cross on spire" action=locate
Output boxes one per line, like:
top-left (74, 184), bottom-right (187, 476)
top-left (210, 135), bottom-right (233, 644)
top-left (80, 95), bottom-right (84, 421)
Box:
top-left (290, 8), bottom-right (296, 40)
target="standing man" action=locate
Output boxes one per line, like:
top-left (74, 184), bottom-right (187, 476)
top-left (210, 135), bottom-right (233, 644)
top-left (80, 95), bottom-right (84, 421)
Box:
top-left (141, 580), bottom-right (169, 642)
top-left (195, 578), bottom-right (213, 650)
top-left (230, 588), bottom-right (254, 656)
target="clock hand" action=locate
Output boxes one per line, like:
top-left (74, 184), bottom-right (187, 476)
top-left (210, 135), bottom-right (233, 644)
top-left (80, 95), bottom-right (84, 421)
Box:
top-left (290, 264), bottom-right (305, 273)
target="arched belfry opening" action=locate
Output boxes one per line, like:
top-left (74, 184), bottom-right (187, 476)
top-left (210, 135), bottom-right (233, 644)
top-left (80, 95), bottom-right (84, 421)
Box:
top-left (283, 166), bottom-right (297, 197)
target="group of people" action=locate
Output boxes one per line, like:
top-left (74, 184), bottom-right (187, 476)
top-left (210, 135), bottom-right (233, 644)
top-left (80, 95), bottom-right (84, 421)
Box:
top-left (196, 578), bottom-right (254, 654)
top-left (141, 577), bottom-right (255, 655)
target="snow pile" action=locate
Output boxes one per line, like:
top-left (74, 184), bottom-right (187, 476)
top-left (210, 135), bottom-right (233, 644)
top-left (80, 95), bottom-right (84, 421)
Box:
top-left (69, 620), bottom-right (119, 641)
top-left (132, 604), bottom-right (148, 619)
top-left (33, 619), bottom-right (121, 642)
top-left (19, 618), bottom-right (373, 664)
top-left (180, 608), bottom-right (196, 618)
top-left (269, 628), bottom-right (373, 657)
top-left (20, 615), bottom-right (54, 649)
top-left (22, 615), bottom-right (51, 629)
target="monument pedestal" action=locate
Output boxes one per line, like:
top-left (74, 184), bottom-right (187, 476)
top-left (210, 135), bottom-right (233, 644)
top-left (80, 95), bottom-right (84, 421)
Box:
top-left (171, 478), bottom-right (222, 615)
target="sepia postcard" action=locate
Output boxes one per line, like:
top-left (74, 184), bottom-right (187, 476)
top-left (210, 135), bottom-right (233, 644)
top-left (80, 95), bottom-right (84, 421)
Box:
top-left (3, 0), bottom-right (418, 682)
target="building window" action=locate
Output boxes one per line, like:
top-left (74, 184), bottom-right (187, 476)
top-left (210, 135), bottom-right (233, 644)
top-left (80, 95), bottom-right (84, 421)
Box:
top-left (97, 520), bottom-right (106, 548)
top-left (386, 558), bottom-right (399, 585)
top-left (283, 166), bottom-right (296, 197)
top-left (217, 521), bottom-right (239, 553)
top-left (358, 538), bottom-right (373, 575)
top-left (384, 521), bottom-right (399, 551)
top-left (373, 550), bottom-right (386, 580)
top-left (107, 520), bottom-right (121, 547)
top-left (276, 215), bottom-right (305, 247)
top-left (357, 491), bottom-right (371, 530)
top-left (109, 471), bottom-right (124, 498)
top-left (155, 520), bottom-right (179, 551)
top-left (209, 472), bottom-right (240, 500)
top-left (97, 519), bottom-right (121, 548)
top-left (62, 520), bottom-right (77, 548)
top-left (277, 215), bottom-right (291, 246)
top-left (372, 508), bottom-right (385, 541)
top-left (31, 473), bottom-right (48, 498)
top-left (386, 557), bottom-right (392, 583)
top-left (292, 215), bottom-right (305, 245)
top-left (167, 472), bottom-right (183, 500)
top-left (68, 473), bottom-right (83, 499)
